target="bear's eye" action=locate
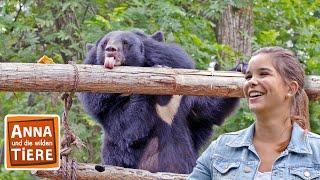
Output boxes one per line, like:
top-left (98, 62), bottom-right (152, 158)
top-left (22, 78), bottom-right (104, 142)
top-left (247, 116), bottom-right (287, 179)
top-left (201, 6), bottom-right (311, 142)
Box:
top-left (101, 39), bottom-right (109, 49)
top-left (122, 40), bottom-right (128, 45)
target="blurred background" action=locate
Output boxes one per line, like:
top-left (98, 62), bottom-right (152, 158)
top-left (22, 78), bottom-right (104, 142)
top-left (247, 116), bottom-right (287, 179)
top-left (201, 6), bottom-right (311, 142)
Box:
top-left (0, 0), bottom-right (319, 179)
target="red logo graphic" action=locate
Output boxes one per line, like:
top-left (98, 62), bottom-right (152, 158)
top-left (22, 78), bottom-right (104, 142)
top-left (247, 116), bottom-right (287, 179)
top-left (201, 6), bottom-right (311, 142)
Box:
top-left (5, 115), bottom-right (60, 170)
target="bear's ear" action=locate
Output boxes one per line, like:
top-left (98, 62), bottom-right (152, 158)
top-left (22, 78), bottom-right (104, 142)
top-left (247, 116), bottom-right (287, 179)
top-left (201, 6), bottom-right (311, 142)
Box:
top-left (86, 43), bottom-right (95, 51)
top-left (151, 31), bottom-right (165, 42)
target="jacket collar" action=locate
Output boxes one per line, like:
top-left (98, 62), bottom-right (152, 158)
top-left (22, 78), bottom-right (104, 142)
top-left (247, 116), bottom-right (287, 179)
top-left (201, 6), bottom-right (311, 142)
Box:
top-left (287, 122), bottom-right (312, 154)
top-left (226, 123), bottom-right (254, 148)
top-left (226, 122), bottom-right (312, 154)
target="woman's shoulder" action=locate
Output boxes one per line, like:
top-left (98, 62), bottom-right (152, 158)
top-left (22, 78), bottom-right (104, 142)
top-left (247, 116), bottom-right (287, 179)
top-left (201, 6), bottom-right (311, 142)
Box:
top-left (307, 131), bottom-right (320, 148)
top-left (307, 131), bottom-right (320, 140)
top-left (214, 128), bottom-right (246, 144)
top-left (224, 128), bottom-right (249, 136)
top-left (207, 126), bottom-right (253, 153)
top-left (307, 131), bottom-right (320, 152)
top-left (216, 128), bottom-right (247, 143)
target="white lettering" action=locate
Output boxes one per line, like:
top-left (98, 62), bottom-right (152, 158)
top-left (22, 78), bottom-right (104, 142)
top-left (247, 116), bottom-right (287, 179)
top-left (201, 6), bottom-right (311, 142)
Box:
top-left (10, 125), bottom-right (52, 138)
top-left (24, 126), bottom-right (32, 137)
top-left (11, 148), bottom-right (20, 161)
top-left (27, 149), bottom-right (34, 161)
top-left (46, 149), bottom-right (53, 161)
top-left (11, 125), bottom-right (22, 138)
top-left (10, 148), bottom-right (54, 161)
top-left (35, 149), bottom-right (43, 161)
top-left (43, 126), bottom-right (52, 137)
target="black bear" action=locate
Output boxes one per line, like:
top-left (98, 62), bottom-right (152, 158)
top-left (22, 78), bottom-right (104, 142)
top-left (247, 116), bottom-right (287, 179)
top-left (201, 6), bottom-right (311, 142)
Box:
top-left (79, 30), bottom-right (244, 174)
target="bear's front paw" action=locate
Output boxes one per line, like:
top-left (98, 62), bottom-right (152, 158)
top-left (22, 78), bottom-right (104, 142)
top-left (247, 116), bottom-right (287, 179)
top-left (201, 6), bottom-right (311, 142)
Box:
top-left (235, 61), bottom-right (248, 74)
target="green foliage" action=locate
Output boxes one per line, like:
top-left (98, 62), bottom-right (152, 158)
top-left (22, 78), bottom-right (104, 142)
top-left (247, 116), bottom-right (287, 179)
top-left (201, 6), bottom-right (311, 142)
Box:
top-left (253, 0), bottom-right (320, 75)
top-left (0, 169), bottom-right (36, 180)
top-left (0, 0), bottom-right (319, 179)
top-left (310, 101), bottom-right (320, 134)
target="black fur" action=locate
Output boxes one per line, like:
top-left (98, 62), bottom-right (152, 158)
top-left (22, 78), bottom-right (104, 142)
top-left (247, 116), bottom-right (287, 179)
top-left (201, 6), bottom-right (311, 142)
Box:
top-left (78, 30), bottom-right (242, 173)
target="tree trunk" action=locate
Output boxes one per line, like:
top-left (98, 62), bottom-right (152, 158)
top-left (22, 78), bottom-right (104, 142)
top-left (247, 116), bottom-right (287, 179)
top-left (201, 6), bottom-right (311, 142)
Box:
top-left (215, 2), bottom-right (253, 57)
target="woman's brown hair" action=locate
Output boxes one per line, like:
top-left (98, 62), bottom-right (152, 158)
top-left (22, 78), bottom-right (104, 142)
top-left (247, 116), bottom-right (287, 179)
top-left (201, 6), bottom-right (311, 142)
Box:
top-left (252, 46), bottom-right (310, 152)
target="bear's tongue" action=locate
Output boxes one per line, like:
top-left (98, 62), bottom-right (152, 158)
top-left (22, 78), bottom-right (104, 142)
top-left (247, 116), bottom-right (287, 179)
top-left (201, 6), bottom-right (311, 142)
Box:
top-left (104, 57), bottom-right (115, 69)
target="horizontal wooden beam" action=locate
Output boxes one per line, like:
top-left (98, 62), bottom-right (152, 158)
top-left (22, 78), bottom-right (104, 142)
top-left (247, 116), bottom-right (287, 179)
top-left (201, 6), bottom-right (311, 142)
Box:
top-left (0, 63), bottom-right (319, 100)
top-left (33, 162), bottom-right (188, 180)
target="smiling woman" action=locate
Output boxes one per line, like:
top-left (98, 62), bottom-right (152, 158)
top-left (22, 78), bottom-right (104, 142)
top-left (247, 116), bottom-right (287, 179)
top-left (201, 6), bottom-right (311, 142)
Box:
top-left (247, 47), bottom-right (310, 130)
top-left (188, 47), bottom-right (320, 180)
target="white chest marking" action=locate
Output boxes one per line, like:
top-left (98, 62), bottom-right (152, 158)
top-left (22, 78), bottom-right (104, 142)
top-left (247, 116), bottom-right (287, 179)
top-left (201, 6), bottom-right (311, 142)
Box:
top-left (155, 95), bottom-right (182, 125)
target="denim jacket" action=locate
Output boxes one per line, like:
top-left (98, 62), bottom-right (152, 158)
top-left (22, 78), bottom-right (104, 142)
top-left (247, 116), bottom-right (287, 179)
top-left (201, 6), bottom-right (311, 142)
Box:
top-left (188, 123), bottom-right (320, 180)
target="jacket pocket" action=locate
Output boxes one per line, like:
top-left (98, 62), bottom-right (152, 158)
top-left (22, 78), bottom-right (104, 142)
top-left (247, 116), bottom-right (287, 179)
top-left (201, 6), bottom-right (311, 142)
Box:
top-left (290, 167), bottom-right (320, 180)
top-left (211, 154), bottom-right (240, 179)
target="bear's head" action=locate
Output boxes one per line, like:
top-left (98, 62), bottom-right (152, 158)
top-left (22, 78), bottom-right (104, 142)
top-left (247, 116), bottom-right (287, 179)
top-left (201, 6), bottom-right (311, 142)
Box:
top-left (88, 30), bottom-right (164, 69)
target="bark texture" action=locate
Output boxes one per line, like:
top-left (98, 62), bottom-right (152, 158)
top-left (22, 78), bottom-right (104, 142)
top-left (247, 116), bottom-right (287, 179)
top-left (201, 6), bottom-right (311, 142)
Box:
top-left (215, 2), bottom-right (253, 57)
top-left (0, 63), bottom-right (319, 100)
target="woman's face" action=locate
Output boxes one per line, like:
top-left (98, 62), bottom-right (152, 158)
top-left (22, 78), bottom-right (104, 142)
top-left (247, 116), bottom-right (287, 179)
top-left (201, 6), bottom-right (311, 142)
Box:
top-left (243, 53), bottom-right (290, 113)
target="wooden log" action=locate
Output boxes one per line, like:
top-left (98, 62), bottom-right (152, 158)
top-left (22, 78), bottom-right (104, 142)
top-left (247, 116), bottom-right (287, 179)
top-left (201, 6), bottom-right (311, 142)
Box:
top-left (32, 162), bottom-right (188, 180)
top-left (0, 63), bottom-right (319, 100)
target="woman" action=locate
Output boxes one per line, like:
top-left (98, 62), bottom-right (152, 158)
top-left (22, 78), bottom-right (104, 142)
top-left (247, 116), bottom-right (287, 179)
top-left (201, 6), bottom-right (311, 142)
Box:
top-left (188, 47), bottom-right (320, 179)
